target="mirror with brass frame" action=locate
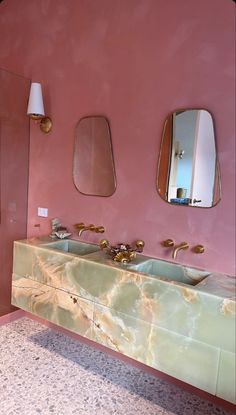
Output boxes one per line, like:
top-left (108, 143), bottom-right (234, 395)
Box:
top-left (157, 109), bottom-right (221, 208)
top-left (73, 116), bottom-right (116, 196)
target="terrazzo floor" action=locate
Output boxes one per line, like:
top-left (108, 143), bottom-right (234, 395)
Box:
top-left (0, 317), bottom-right (233, 415)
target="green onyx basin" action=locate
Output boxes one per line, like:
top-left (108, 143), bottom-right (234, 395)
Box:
top-left (130, 258), bottom-right (210, 286)
top-left (42, 239), bottom-right (100, 256)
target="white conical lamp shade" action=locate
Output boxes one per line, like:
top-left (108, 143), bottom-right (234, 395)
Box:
top-left (27, 82), bottom-right (45, 118)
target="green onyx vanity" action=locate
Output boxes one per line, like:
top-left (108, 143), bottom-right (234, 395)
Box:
top-left (11, 237), bottom-right (235, 404)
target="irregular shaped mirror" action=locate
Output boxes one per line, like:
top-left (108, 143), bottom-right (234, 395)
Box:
top-left (157, 109), bottom-right (221, 208)
top-left (73, 116), bottom-right (116, 196)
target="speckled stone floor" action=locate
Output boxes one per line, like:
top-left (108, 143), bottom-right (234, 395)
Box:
top-left (0, 317), bottom-right (233, 415)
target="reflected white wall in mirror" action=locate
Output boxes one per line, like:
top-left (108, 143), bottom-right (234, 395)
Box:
top-left (73, 116), bottom-right (116, 196)
top-left (157, 109), bottom-right (221, 208)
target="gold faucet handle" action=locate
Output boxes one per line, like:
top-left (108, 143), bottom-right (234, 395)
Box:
top-left (163, 239), bottom-right (174, 247)
top-left (135, 240), bottom-right (145, 252)
top-left (100, 239), bottom-right (109, 250)
top-left (88, 224), bottom-right (95, 231)
top-left (74, 222), bottom-right (85, 229)
top-left (193, 244), bottom-right (205, 254)
top-left (95, 226), bottom-right (105, 233)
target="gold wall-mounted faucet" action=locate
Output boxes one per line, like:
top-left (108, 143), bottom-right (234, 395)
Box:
top-left (172, 242), bottom-right (189, 259)
top-left (74, 222), bottom-right (105, 236)
top-left (163, 239), bottom-right (203, 258)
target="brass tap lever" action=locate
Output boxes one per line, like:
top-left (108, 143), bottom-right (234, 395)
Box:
top-left (95, 226), bottom-right (105, 233)
top-left (193, 244), bottom-right (205, 254)
top-left (162, 239), bottom-right (174, 247)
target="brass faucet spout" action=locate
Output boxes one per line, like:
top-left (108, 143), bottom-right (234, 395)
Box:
top-left (172, 242), bottom-right (189, 259)
top-left (74, 222), bottom-right (105, 236)
top-left (78, 227), bottom-right (88, 236)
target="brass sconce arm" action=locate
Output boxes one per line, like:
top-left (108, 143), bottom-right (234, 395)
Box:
top-left (27, 82), bottom-right (52, 133)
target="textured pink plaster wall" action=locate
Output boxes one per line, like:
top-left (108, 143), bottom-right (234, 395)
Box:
top-left (0, 70), bottom-right (30, 307)
top-left (0, 0), bottom-right (235, 275)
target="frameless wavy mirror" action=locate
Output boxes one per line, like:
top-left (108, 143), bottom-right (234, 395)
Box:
top-left (157, 109), bottom-right (221, 208)
top-left (73, 116), bottom-right (116, 196)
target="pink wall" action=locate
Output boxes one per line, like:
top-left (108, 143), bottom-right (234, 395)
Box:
top-left (0, 0), bottom-right (235, 275)
top-left (0, 70), bottom-right (30, 307)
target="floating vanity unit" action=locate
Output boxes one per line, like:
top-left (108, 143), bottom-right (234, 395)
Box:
top-left (12, 237), bottom-right (236, 404)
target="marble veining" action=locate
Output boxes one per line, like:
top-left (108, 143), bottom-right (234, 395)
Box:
top-left (0, 317), bottom-right (233, 415)
top-left (11, 238), bottom-right (236, 404)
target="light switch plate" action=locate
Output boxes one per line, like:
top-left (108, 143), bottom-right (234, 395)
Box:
top-left (38, 207), bottom-right (48, 217)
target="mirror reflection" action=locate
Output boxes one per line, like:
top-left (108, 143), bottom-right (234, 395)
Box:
top-left (157, 109), bottom-right (221, 208)
top-left (73, 116), bottom-right (116, 196)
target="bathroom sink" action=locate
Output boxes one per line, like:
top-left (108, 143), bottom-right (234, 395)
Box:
top-left (130, 258), bottom-right (210, 286)
top-left (42, 239), bottom-right (100, 256)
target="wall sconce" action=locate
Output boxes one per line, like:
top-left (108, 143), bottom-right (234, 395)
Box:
top-left (27, 82), bottom-right (52, 133)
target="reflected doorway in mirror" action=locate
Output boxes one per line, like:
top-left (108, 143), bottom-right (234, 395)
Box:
top-left (157, 109), bottom-right (221, 208)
